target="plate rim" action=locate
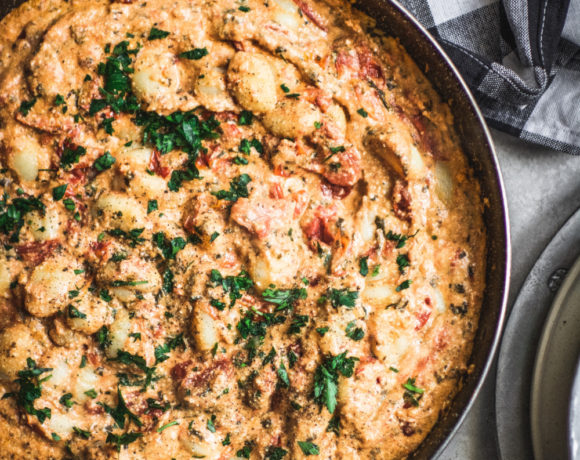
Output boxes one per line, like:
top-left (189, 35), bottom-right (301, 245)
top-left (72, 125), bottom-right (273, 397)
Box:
top-left (530, 253), bottom-right (580, 459)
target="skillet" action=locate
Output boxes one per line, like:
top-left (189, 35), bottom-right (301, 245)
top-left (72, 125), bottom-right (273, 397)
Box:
top-left (0, 0), bottom-right (511, 457)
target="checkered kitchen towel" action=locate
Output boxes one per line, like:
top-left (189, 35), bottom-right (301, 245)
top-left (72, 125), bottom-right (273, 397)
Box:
top-left (398, 0), bottom-right (580, 154)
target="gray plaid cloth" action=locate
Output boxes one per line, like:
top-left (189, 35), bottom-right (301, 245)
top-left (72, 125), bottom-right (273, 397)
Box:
top-left (398, 0), bottom-right (580, 154)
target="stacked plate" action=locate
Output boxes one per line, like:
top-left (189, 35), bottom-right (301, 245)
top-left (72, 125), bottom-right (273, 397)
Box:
top-left (496, 208), bottom-right (580, 460)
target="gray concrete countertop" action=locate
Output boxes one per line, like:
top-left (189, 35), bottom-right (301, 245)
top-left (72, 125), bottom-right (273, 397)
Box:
top-left (439, 130), bottom-right (580, 459)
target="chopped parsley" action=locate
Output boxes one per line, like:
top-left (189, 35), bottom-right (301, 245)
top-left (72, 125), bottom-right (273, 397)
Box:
top-left (93, 152), bottom-right (116, 172)
top-left (395, 280), bottom-right (412, 292)
top-left (84, 389), bottom-right (98, 399)
top-left (73, 427), bottom-right (91, 439)
top-left (396, 253), bottom-right (410, 273)
top-left (262, 347), bottom-right (276, 366)
top-left (345, 321), bottom-right (365, 341)
top-left (109, 351), bottom-right (157, 389)
top-left (147, 199), bottom-right (158, 214)
top-left (236, 441), bottom-right (254, 458)
top-left (59, 393), bottom-right (75, 409)
top-left (277, 362), bottom-right (290, 388)
top-left (95, 326), bottom-right (111, 349)
top-left (298, 441), bottom-right (320, 455)
top-left (313, 352), bottom-right (358, 413)
top-left (383, 227), bottom-right (418, 249)
top-left (154, 334), bottom-right (185, 364)
top-left (52, 184), bottom-right (67, 201)
top-left (99, 388), bottom-right (143, 429)
top-left (148, 27), bottom-right (170, 40)
top-left (238, 110), bottom-right (253, 125)
top-left (262, 287), bottom-right (307, 311)
top-left (234, 156), bottom-right (249, 165)
top-left (359, 256), bottom-right (369, 276)
top-left (207, 414), bottom-right (216, 433)
top-left (327, 288), bottom-right (359, 308)
top-left (237, 310), bottom-right (286, 340)
top-left (403, 377), bottom-right (424, 406)
top-left (135, 110), bottom-right (220, 192)
top-left (280, 83), bottom-right (290, 93)
top-left (211, 174), bottom-right (252, 202)
top-left (179, 48), bottom-right (209, 60)
top-left (239, 138), bottom-right (263, 155)
top-left (108, 228), bottom-right (145, 247)
top-left (239, 5), bottom-right (251, 12)
top-left (157, 420), bottom-right (179, 433)
top-left (288, 315), bottom-right (309, 335)
top-left (210, 298), bottom-right (226, 311)
top-left (0, 194), bottom-right (45, 242)
top-left (210, 269), bottom-right (253, 307)
top-left (316, 327), bottom-right (329, 336)
top-left (106, 432), bottom-right (143, 451)
top-left (18, 98), bottom-right (37, 116)
top-left (3, 358), bottom-right (53, 423)
top-left (153, 232), bottom-right (187, 259)
top-left (357, 108), bottom-right (369, 118)
top-left (68, 305), bottom-right (87, 319)
top-left (60, 144), bottom-right (87, 169)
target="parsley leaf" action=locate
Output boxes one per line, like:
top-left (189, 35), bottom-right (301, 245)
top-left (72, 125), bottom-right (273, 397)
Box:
top-left (298, 441), bottom-right (320, 455)
top-left (265, 446), bottom-right (288, 459)
top-left (395, 280), bottom-right (412, 292)
top-left (19, 98), bottom-right (37, 116)
top-left (238, 110), bottom-right (253, 125)
top-left (345, 321), bottom-right (365, 341)
top-left (0, 195), bottom-right (45, 242)
top-left (108, 228), bottom-right (145, 247)
top-left (93, 152), bottom-right (116, 172)
top-left (60, 143), bottom-right (87, 169)
top-left (68, 305), bottom-right (87, 319)
top-left (359, 256), bottom-right (369, 276)
top-left (207, 414), bottom-right (216, 433)
top-left (327, 288), bottom-right (359, 308)
top-left (210, 269), bottom-right (253, 307)
top-left (148, 27), bottom-right (170, 40)
top-left (99, 388), bottom-right (143, 429)
top-left (179, 48), bottom-right (209, 60)
top-left (147, 199), bottom-right (158, 214)
top-left (211, 174), bottom-right (252, 202)
top-left (396, 253), bottom-right (410, 273)
top-left (109, 351), bottom-right (157, 389)
top-left (3, 358), bottom-right (53, 423)
top-left (154, 334), bottom-right (185, 364)
top-left (157, 420), bottom-right (179, 432)
top-left (52, 185), bottom-right (67, 201)
top-left (239, 138), bottom-right (263, 155)
top-left (403, 377), bottom-right (424, 406)
top-left (59, 393), bottom-right (75, 409)
top-left (153, 232), bottom-right (187, 259)
top-left (313, 353), bottom-right (358, 413)
top-left (277, 361), bottom-right (290, 388)
top-left (288, 315), bottom-right (309, 335)
top-left (106, 431), bottom-right (143, 451)
top-left (262, 287), bottom-right (307, 311)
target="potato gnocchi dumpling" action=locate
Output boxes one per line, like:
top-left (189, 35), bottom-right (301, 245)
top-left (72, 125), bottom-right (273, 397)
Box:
top-left (0, 0), bottom-right (484, 458)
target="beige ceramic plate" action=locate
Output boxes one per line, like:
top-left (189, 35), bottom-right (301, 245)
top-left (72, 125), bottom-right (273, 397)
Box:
top-left (531, 253), bottom-right (580, 460)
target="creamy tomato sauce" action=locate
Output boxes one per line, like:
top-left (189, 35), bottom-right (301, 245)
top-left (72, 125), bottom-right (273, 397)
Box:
top-left (0, 0), bottom-right (485, 458)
